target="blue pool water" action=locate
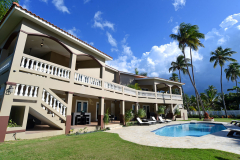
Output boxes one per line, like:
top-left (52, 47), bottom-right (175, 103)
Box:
top-left (153, 123), bottom-right (226, 137)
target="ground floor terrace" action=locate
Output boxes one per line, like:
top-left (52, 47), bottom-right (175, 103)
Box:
top-left (3, 91), bottom-right (187, 141)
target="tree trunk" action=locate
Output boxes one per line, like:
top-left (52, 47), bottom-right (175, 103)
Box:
top-left (182, 47), bottom-right (202, 119)
top-left (179, 69), bottom-right (190, 116)
top-left (221, 66), bottom-right (228, 118)
top-left (190, 48), bottom-right (204, 116)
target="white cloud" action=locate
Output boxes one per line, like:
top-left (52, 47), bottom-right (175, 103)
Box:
top-left (52, 0), bottom-right (70, 14)
top-left (172, 0), bottom-right (186, 11)
top-left (106, 32), bottom-right (117, 47)
top-left (151, 72), bottom-right (159, 77)
top-left (168, 17), bottom-right (173, 23)
top-left (111, 48), bottom-right (118, 52)
top-left (122, 44), bottom-right (133, 56)
top-left (93, 11), bottom-right (115, 31)
top-left (219, 13), bottom-right (240, 28)
top-left (217, 37), bottom-right (226, 45)
top-left (89, 42), bottom-right (94, 46)
top-left (172, 25), bottom-right (179, 34)
top-left (22, 0), bottom-right (30, 10)
top-left (66, 27), bottom-right (79, 37)
top-left (84, 0), bottom-right (90, 4)
top-left (40, 0), bottom-right (48, 3)
top-left (237, 25), bottom-right (240, 30)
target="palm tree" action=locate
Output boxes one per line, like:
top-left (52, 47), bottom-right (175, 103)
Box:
top-left (200, 85), bottom-right (218, 110)
top-left (170, 22), bottom-right (206, 119)
top-left (169, 73), bottom-right (179, 82)
top-left (210, 46), bottom-right (237, 118)
top-left (224, 63), bottom-right (240, 91)
top-left (135, 68), bottom-right (139, 75)
top-left (169, 55), bottom-right (191, 113)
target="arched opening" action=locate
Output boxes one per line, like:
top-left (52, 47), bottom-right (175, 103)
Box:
top-left (23, 35), bottom-right (72, 68)
top-left (171, 85), bottom-right (181, 95)
top-left (156, 83), bottom-right (170, 93)
top-left (0, 31), bottom-right (19, 63)
top-left (75, 54), bottom-right (102, 78)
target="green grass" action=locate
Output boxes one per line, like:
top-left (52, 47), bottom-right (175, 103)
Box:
top-left (182, 118), bottom-right (240, 123)
top-left (0, 132), bottom-right (239, 160)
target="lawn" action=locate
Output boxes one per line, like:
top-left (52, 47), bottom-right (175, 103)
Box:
top-left (0, 132), bottom-right (239, 160)
top-left (182, 118), bottom-right (240, 123)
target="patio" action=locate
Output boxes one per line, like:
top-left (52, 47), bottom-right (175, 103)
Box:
top-left (106, 121), bottom-right (240, 155)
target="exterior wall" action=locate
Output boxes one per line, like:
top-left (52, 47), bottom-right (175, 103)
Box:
top-left (76, 60), bottom-right (101, 78)
top-left (105, 68), bottom-right (116, 83)
top-left (120, 74), bottom-right (135, 86)
top-left (43, 51), bottom-right (70, 68)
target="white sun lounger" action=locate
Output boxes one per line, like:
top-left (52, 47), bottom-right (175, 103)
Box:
top-left (234, 121), bottom-right (240, 126)
top-left (227, 129), bottom-right (240, 136)
top-left (230, 120), bottom-right (238, 124)
top-left (159, 116), bottom-right (171, 123)
top-left (136, 117), bottom-right (152, 125)
top-left (152, 117), bottom-right (163, 123)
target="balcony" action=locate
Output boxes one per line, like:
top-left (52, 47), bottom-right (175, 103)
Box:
top-left (17, 54), bottom-right (183, 102)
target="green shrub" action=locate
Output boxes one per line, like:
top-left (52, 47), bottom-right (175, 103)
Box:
top-left (103, 108), bottom-right (110, 126)
top-left (174, 108), bottom-right (181, 116)
top-left (157, 106), bottom-right (165, 115)
top-left (125, 110), bottom-right (134, 125)
top-left (127, 83), bottom-right (141, 90)
top-left (8, 119), bottom-right (19, 127)
top-left (137, 108), bottom-right (146, 118)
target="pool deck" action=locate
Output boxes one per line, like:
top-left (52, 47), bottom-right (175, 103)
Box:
top-left (106, 121), bottom-right (240, 155)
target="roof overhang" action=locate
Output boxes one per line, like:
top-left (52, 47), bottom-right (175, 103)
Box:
top-left (0, 3), bottom-right (113, 61)
top-left (135, 77), bottom-right (185, 85)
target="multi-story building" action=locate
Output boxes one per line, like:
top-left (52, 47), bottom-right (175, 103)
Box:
top-left (0, 3), bottom-right (187, 142)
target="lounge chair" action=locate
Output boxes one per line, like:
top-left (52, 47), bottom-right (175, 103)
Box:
top-left (152, 117), bottom-right (163, 123)
top-left (227, 129), bottom-right (240, 136)
top-left (230, 120), bottom-right (238, 124)
top-left (159, 116), bottom-right (171, 123)
top-left (147, 117), bottom-right (156, 124)
top-left (234, 121), bottom-right (240, 126)
top-left (136, 117), bottom-right (152, 125)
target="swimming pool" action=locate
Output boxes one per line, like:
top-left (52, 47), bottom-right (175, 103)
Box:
top-left (153, 123), bottom-right (226, 137)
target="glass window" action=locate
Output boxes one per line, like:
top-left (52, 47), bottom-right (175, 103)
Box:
top-left (77, 102), bottom-right (82, 112)
top-left (132, 105), bottom-right (135, 113)
top-left (83, 102), bottom-right (88, 112)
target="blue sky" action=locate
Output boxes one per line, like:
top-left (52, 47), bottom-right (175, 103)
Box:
top-left (20, 0), bottom-right (240, 95)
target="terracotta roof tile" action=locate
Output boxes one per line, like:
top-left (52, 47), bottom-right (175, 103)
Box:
top-left (0, 2), bottom-right (113, 59)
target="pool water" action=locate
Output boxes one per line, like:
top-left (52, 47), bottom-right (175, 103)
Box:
top-left (153, 123), bottom-right (226, 137)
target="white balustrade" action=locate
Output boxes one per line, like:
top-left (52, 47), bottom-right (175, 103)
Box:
top-left (41, 89), bottom-right (67, 117)
top-left (172, 95), bottom-right (182, 100)
top-left (14, 84), bottom-right (39, 97)
top-left (20, 56), bottom-right (71, 79)
top-left (138, 91), bottom-right (155, 98)
top-left (157, 93), bottom-right (171, 99)
top-left (74, 73), bottom-right (102, 87)
top-left (104, 82), bottom-right (123, 92)
top-left (124, 87), bottom-right (137, 96)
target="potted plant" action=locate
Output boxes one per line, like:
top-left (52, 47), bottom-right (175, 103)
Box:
top-left (203, 112), bottom-right (214, 122)
top-left (174, 108), bottom-right (181, 121)
top-left (158, 105), bottom-right (165, 117)
top-left (103, 108), bottom-right (110, 129)
top-left (124, 110), bottom-right (134, 126)
top-left (137, 108), bottom-right (146, 119)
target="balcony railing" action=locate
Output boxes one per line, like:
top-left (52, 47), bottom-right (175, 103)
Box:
top-left (172, 95), bottom-right (182, 100)
top-left (14, 83), bottom-right (39, 97)
top-left (157, 93), bottom-right (171, 99)
top-left (138, 90), bottom-right (155, 98)
top-left (74, 72), bottom-right (102, 88)
top-left (124, 87), bottom-right (137, 96)
top-left (104, 81), bottom-right (123, 93)
top-left (20, 55), bottom-right (71, 80)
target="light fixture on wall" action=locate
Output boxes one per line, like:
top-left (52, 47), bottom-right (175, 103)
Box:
top-left (41, 39), bottom-right (44, 47)
top-left (6, 85), bottom-right (14, 95)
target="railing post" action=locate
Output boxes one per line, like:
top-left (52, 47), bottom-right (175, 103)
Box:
top-left (14, 84), bottom-right (20, 95)
top-left (42, 89), bottom-right (46, 101)
top-left (30, 60), bottom-right (35, 70)
top-left (24, 85), bottom-right (29, 97)
top-left (35, 61), bottom-right (39, 71)
top-left (53, 98), bottom-right (56, 109)
top-left (20, 57), bottom-right (26, 68)
top-left (19, 84), bottom-right (25, 96)
top-left (34, 86), bottom-right (38, 97)
top-left (46, 92), bottom-right (49, 104)
top-left (57, 101), bottom-right (60, 112)
top-left (49, 95), bottom-right (53, 107)
top-left (25, 58), bottom-right (30, 69)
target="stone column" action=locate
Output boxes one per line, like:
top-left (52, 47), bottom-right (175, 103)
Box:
top-left (98, 97), bottom-right (104, 129)
top-left (69, 54), bottom-right (77, 84)
top-left (65, 92), bottom-right (73, 135)
top-left (120, 100), bottom-right (125, 125)
top-left (134, 102), bottom-right (139, 120)
top-left (154, 103), bottom-right (158, 120)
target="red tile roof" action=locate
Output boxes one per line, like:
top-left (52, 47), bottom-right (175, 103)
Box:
top-left (0, 2), bottom-right (113, 59)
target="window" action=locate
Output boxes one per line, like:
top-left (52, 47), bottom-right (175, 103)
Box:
top-left (75, 101), bottom-right (88, 113)
top-left (132, 104), bottom-right (135, 113)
